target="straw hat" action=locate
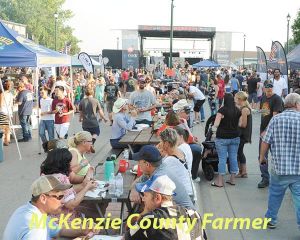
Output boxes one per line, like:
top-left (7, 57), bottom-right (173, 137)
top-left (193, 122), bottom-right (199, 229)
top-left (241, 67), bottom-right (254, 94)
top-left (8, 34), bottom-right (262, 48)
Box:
top-left (113, 98), bottom-right (128, 113)
top-left (173, 99), bottom-right (189, 111)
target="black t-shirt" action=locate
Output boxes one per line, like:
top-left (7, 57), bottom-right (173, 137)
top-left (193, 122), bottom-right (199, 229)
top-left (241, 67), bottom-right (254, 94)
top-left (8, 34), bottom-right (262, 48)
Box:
top-left (260, 94), bottom-right (284, 132)
top-left (104, 83), bottom-right (119, 101)
top-left (126, 77), bottom-right (136, 92)
top-left (216, 106), bottom-right (241, 139)
top-left (247, 77), bottom-right (260, 94)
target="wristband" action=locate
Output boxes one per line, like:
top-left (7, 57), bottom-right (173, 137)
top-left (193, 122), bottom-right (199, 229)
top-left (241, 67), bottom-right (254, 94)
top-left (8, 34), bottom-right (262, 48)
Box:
top-left (80, 162), bottom-right (87, 168)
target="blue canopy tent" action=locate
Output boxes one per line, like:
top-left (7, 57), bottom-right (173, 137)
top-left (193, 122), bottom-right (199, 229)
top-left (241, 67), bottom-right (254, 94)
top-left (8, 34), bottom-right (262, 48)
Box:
top-left (287, 44), bottom-right (300, 69)
top-left (192, 59), bottom-right (220, 68)
top-left (0, 20), bottom-right (72, 156)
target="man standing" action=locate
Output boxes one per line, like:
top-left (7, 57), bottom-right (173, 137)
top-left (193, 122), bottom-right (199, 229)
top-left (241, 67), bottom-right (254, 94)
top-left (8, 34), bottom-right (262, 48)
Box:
top-left (16, 82), bottom-right (33, 142)
top-left (271, 68), bottom-right (288, 98)
top-left (247, 71), bottom-right (260, 111)
top-left (260, 93), bottom-right (300, 229)
top-left (125, 72), bottom-right (136, 98)
top-left (51, 86), bottom-right (74, 139)
top-left (39, 87), bottom-right (55, 150)
top-left (79, 87), bottom-right (107, 152)
top-left (258, 81), bottom-right (284, 188)
top-left (129, 77), bottom-right (156, 125)
top-left (3, 175), bottom-right (98, 239)
top-left (184, 83), bottom-right (206, 124)
top-left (104, 75), bottom-right (121, 126)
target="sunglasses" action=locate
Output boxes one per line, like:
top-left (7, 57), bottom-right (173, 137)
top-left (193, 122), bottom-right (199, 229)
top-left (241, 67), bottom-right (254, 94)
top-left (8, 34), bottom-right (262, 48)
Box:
top-left (45, 194), bottom-right (64, 200)
top-left (139, 192), bottom-right (144, 197)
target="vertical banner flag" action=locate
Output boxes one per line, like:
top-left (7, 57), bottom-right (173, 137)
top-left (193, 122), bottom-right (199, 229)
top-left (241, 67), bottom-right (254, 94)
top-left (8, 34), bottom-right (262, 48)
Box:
top-left (78, 52), bottom-right (94, 73)
top-left (268, 41), bottom-right (289, 90)
top-left (256, 46), bottom-right (268, 81)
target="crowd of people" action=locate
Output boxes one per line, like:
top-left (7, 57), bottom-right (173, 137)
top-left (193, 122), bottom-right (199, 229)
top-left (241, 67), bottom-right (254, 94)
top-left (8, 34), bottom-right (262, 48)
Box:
top-left (1, 64), bottom-right (300, 238)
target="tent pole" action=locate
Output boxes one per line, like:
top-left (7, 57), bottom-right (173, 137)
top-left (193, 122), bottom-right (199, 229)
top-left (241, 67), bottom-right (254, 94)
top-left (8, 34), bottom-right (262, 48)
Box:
top-left (0, 80), bottom-right (22, 160)
top-left (35, 68), bottom-right (42, 154)
top-left (69, 65), bottom-right (75, 136)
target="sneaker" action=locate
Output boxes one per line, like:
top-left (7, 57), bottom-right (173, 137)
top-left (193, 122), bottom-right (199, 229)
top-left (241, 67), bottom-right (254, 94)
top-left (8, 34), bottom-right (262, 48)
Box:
top-left (258, 179), bottom-right (269, 188)
top-left (267, 222), bottom-right (276, 229)
top-left (193, 177), bottom-right (201, 183)
top-left (18, 138), bottom-right (29, 142)
top-left (201, 119), bottom-right (205, 122)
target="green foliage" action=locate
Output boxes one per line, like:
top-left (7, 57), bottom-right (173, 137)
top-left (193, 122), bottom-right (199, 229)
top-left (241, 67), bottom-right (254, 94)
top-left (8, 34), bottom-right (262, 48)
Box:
top-left (292, 8), bottom-right (300, 45)
top-left (0, 0), bottom-right (80, 54)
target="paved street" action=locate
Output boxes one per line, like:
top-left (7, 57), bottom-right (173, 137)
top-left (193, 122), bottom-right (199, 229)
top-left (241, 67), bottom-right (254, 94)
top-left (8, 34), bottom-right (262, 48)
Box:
top-left (0, 103), bottom-right (299, 239)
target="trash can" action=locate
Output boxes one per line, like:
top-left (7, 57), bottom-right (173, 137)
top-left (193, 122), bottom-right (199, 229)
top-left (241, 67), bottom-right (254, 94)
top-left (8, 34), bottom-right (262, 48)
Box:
top-left (0, 129), bottom-right (3, 162)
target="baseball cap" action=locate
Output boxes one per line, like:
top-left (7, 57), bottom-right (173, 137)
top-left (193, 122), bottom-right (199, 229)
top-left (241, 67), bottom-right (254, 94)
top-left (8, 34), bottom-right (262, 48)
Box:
top-left (132, 145), bottom-right (162, 162)
top-left (264, 81), bottom-right (274, 88)
top-left (31, 175), bottom-right (72, 197)
top-left (173, 99), bottom-right (189, 111)
top-left (136, 174), bottom-right (176, 196)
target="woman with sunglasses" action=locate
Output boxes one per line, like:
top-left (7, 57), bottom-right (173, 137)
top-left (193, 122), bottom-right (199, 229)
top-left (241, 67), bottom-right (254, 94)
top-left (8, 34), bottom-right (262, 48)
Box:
top-left (68, 131), bottom-right (95, 184)
top-left (40, 148), bottom-right (98, 221)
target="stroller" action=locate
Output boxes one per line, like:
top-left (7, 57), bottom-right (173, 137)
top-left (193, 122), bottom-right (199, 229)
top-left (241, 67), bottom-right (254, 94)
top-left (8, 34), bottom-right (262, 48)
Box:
top-left (201, 115), bottom-right (230, 181)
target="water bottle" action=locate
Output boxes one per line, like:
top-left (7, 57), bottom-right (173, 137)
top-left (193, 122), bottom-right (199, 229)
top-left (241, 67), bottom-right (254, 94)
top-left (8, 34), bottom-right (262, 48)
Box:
top-left (104, 157), bottom-right (115, 181)
top-left (123, 149), bottom-right (129, 160)
top-left (115, 173), bottom-right (123, 197)
top-left (108, 173), bottom-right (116, 195)
top-left (160, 107), bottom-right (165, 116)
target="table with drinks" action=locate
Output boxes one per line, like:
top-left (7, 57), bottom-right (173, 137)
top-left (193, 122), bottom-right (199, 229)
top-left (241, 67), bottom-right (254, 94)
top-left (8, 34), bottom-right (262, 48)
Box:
top-left (83, 150), bottom-right (138, 235)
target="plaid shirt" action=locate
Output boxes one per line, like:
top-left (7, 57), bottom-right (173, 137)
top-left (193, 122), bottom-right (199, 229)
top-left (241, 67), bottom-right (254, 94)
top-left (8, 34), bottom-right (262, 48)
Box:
top-left (262, 109), bottom-right (300, 175)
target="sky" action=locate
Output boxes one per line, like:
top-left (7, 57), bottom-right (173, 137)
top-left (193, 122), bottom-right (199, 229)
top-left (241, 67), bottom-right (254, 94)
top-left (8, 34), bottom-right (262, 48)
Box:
top-left (63, 0), bottom-right (299, 55)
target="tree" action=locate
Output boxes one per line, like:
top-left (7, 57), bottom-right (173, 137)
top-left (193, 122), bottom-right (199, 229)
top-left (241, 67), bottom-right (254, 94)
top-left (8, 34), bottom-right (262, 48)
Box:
top-left (0, 0), bottom-right (80, 54)
top-left (292, 8), bottom-right (300, 45)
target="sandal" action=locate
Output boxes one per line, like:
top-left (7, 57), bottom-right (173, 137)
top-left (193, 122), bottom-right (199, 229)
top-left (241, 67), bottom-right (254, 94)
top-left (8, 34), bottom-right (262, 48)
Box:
top-left (211, 182), bottom-right (223, 188)
top-left (225, 181), bottom-right (236, 186)
top-left (236, 173), bottom-right (248, 178)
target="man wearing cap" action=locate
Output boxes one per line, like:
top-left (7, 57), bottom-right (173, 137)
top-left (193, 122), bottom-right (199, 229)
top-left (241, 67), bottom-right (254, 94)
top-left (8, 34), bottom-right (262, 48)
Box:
top-left (129, 77), bottom-right (156, 125)
top-left (3, 175), bottom-right (98, 239)
top-left (125, 174), bottom-right (206, 240)
top-left (16, 82), bottom-right (34, 142)
top-left (110, 98), bottom-right (137, 149)
top-left (131, 145), bottom-right (195, 210)
top-left (258, 81), bottom-right (284, 188)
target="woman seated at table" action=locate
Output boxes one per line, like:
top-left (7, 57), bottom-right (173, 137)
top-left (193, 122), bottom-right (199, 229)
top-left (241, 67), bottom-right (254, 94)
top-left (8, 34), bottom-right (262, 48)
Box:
top-left (156, 100), bottom-right (202, 181)
top-left (68, 131), bottom-right (95, 184)
top-left (40, 148), bottom-right (99, 220)
top-left (110, 98), bottom-right (137, 149)
top-left (157, 128), bottom-right (194, 197)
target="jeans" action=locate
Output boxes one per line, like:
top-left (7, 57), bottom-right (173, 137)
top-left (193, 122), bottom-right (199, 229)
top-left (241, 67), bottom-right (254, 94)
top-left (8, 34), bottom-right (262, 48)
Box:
top-left (39, 120), bottom-right (55, 143)
top-left (208, 100), bottom-right (217, 116)
top-left (19, 115), bottom-right (31, 140)
top-left (258, 137), bottom-right (270, 181)
top-left (215, 137), bottom-right (240, 175)
top-left (200, 105), bottom-right (205, 121)
top-left (265, 172), bottom-right (300, 226)
top-left (110, 139), bottom-right (128, 149)
top-left (189, 143), bottom-right (203, 179)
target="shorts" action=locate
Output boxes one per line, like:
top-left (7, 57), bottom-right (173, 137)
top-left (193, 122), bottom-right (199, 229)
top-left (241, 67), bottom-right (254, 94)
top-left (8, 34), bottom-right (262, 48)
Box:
top-left (106, 100), bottom-right (115, 113)
top-left (193, 99), bottom-right (205, 112)
top-left (74, 99), bottom-right (80, 105)
top-left (83, 126), bottom-right (100, 136)
top-left (55, 122), bottom-right (70, 139)
top-left (248, 92), bottom-right (258, 103)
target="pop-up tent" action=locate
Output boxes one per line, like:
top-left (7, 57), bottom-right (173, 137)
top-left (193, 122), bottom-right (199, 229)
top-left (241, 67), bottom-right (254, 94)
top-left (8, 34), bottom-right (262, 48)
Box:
top-left (71, 55), bottom-right (101, 67)
top-left (192, 59), bottom-right (220, 68)
top-left (287, 44), bottom-right (300, 69)
top-left (0, 19), bottom-right (72, 157)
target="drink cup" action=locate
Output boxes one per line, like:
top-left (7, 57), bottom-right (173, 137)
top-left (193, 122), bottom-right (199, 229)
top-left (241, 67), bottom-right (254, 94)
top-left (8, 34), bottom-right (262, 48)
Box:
top-left (119, 159), bottom-right (129, 173)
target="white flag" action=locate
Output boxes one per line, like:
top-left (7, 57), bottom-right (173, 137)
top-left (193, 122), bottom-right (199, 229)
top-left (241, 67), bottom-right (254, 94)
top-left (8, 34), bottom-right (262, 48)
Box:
top-left (78, 52), bottom-right (94, 73)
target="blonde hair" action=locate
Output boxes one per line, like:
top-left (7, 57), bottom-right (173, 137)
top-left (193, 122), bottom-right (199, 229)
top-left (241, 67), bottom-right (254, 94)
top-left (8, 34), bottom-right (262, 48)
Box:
top-left (235, 91), bottom-right (251, 110)
top-left (68, 131), bottom-right (92, 148)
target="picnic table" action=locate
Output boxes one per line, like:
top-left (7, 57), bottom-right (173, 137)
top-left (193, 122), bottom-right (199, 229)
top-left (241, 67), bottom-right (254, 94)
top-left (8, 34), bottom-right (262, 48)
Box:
top-left (119, 128), bottom-right (160, 153)
top-left (83, 152), bottom-right (136, 235)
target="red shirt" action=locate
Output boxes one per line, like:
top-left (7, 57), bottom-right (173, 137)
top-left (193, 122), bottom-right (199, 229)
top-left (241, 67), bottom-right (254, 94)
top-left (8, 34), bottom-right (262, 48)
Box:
top-left (217, 79), bottom-right (225, 99)
top-left (122, 71), bottom-right (129, 81)
top-left (51, 98), bottom-right (73, 124)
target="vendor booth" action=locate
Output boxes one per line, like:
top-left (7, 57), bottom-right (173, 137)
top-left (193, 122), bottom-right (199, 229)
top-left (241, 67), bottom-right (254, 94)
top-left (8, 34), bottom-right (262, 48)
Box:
top-left (0, 19), bottom-right (72, 158)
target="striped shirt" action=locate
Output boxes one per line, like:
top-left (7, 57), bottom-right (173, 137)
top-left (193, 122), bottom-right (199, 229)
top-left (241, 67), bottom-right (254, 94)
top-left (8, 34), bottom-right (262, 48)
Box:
top-left (262, 109), bottom-right (300, 175)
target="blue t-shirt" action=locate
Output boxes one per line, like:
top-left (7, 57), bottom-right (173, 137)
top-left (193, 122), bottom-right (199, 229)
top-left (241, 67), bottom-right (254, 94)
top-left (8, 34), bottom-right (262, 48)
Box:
top-left (16, 90), bottom-right (34, 116)
top-left (231, 78), bottom-right (239, 91)
top-left (3, 202), bottom-right (61, 240)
